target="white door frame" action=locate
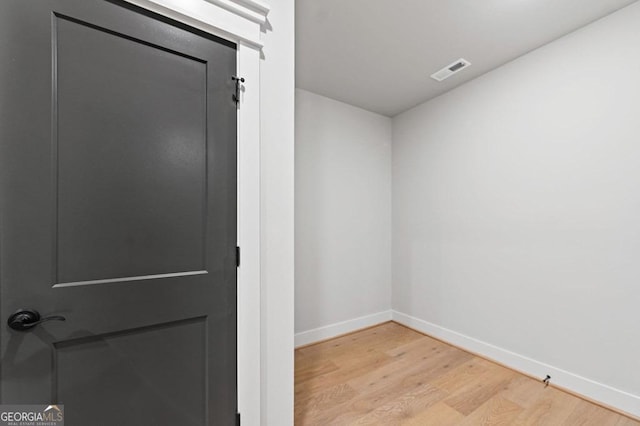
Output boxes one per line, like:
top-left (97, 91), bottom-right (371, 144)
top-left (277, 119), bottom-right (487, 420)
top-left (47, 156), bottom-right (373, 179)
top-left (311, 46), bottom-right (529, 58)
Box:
top-left (123, 1), bottom-right (266, 423)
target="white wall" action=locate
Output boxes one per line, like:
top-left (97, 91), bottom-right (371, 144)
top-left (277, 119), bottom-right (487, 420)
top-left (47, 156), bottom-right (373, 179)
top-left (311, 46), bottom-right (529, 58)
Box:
top-left (260, 0), bottom-right (295, 424)
top-left (295, 89), bottom-right (392, 342)
top-left (392, 2), bottom-right (640, 416)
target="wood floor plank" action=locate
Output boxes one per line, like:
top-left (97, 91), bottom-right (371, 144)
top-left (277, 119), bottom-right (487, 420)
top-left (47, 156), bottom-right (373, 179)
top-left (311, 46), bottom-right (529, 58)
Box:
top-left (295, 349), bottom-right (393, 398)
top-left (384, 331), bottom-right (450, 357)
top-left (348, 383), bottom-right (445, 425)
top-left (497, 375), bottom-right (549, 408)
top-left (430, 357), bottom-right (494, 394)
top-left (346, 342), bottom-right (457, 389)
top-left (307, 347), bottom-right (459, 424)
top-left (294, 322), bottom-right (640, 426)
top-left (295, 357), bottom-right (339, 385)
top-left (457, 396), bottom-right (523, 425)
top-left (443, 366), bottom-right (518, 416)
top-left (510, 387), bottom-right (582, 426)
top-left (617, 417), bottom-right (640, 426)
top-left (400, 402), bottom-right (466, 426)
top-left (295, 382), bottom-right (358, 425)
top-left (563, 400), bottom-right (630, 426)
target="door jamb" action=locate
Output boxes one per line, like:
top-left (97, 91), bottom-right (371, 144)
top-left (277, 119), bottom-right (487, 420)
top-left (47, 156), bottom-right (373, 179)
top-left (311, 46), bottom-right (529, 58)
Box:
top-left (121, 1), bottom-right (267, 424)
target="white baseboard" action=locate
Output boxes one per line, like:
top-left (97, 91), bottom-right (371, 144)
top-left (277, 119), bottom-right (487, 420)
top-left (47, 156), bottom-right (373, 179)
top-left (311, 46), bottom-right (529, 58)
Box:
top-left (295, 310), bottom-right (393, 348)
top-left (391, 310), bottom-right (640, 419)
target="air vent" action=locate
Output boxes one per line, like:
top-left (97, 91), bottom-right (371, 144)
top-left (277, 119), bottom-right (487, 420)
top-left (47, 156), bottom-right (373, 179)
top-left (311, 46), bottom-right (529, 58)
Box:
top-left (430, 58), bottom-right (472, 82)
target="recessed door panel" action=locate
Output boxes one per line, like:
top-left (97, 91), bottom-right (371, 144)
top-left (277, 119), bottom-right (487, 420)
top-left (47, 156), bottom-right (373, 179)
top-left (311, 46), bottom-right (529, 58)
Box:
top-left (55, 318), bottom-right (206, 426)
top-left (54, 14), bottom-right (207, 285)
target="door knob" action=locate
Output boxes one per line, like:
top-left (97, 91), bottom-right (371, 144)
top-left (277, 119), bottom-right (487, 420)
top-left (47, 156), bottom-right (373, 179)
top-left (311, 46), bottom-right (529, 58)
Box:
top-left (7, 309), bottom-right (66, 331)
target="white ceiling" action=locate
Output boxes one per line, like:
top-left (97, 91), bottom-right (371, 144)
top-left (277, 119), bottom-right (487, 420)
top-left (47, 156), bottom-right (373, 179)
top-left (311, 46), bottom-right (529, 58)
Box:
top-left (296, 0), bottom-right (639, 116)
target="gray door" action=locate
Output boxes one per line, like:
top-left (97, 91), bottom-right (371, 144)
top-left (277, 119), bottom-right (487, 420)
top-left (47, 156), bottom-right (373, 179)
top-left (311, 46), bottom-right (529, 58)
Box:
top-left (0, 1), bottom-right (237, 425)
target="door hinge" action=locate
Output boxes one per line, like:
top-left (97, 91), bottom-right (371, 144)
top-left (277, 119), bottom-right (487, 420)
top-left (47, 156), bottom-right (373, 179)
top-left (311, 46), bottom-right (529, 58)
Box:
top-left (232, 76), bottom-right (245, 105)
top-left (236, 246), bottom-right (241, 267)
top-left (236, 412), bottom-right (241, 426)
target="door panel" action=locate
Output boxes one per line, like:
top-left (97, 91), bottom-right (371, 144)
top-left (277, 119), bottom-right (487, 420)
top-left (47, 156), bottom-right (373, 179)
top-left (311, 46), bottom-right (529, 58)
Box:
top-left (55, 318), bottom-right (206, 425)
top-left (55, 13), bottom-right (208, 285)
top-left (0, 1), bottom-right (237, 424)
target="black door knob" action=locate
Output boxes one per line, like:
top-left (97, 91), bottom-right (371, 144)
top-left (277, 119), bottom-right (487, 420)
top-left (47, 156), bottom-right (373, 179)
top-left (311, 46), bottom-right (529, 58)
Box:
top-left (7, 309), bottom-right (66, 331)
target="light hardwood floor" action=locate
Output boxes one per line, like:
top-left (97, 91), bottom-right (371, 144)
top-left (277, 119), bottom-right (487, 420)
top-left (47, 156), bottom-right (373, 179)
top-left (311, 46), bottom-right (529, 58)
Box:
top-left (295, 322), bottom-right (639, 425)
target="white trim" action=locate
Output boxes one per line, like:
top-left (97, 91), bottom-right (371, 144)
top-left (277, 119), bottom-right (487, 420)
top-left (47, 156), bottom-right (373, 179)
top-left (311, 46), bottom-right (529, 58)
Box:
top-left (120, 2), bottom-right (266, 424)
top-left (205, 0), bottom-right (267, 25)
top-left (124, 0), bottom-right (268, 48)
top-left (392, 310), bottom-right (640, 419)
top-left (233, 0), bottom-right (270, 15)
top-left (295, 311), bottom-right (393, 348)
top-left (236, 42), bottom-right (262, 426)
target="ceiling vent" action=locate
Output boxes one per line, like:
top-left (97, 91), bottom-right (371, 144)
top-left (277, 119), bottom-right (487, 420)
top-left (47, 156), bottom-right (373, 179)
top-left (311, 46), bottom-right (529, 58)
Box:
top-left (430, 58), bottom-right (472, 82)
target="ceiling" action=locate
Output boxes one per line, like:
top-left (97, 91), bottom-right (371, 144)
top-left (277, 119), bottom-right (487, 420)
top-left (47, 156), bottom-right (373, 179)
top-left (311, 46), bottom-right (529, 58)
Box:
top-left (296, 0), bottom-right (639, 117)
